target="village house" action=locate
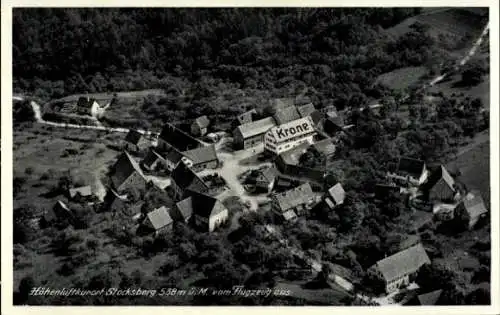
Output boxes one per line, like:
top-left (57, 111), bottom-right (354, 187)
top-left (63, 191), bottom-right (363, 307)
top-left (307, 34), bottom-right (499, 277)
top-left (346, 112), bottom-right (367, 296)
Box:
top-left (323, 113), bottom-right (345, 136)
top-left (310, 138), bottom-right (337, 161)
top-left (141, 148), bottom-right (167, 173)
top-left (425, 165), bottom-right (457, 202)
top-left (171, 196), bottom-right (194, 224)
top-left (68, 185), bottom-right (93, 202)
top-left (191, 115), bottom-right (210, 136)
top-left (405, 289), bottom-right (443, 305)
top-left (157, 123), bottom-right (202, 152)
top-left (76, 96), bottom-right (100, 116)
top-left (181, 145), bottom-right (219, 172)
top-left (271, 182), bottom-right (316, 221)
top-left (109, 151), bottom-right (147, 193)
top-left (183, 190), bottom-right (229, 232)
top-left (454, 191), bottom-right (488, 230)
top-left (296, 103), bottom-right (316, 118)
top-left (122, 129), bottom-right (147, 153)
top-left (368, 243), bottom-right (431, 293)
top-left (273, 175), bottom-right (305, 193)
top-left (254, 167), bottom-right (278, 193)
top-left (141, 206), bottom-right (174, 235)
top-left (264, 116), bottom-right (317, 155)
top-left (170, 162), bottom-right (210, 200)
top-left (235, 109), bottom-right (257, 125)
top-left (233, 117), bottom-right (277, 150)
top-left (387, 157), bottom-right (429, 186)
top-left (325, 183), bottom-right (346, 209)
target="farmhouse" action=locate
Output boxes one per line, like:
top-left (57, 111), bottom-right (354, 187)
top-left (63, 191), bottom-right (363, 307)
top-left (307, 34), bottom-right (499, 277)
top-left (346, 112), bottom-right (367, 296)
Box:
top-left (264, 116), bottom-right (316, 155)
top-left (142, 206), bottom-right (174, 235)
top-left (157, 123), bottom-right (202, 152)
top-left (233, 117), bottom-right (277, 150)
top-left (170, 162), bottom-right (210, 200)
top-left (171, 197), bottom-right (194, 224)
top-left (454, 191), bottom-right (488, 230)
top-left (184, 190), bottom-right (229, 232)
top-left (325, 183), bottom-right (345, 209)
top-left (123, 129), bottom-right (147, 153)
top-left (269, 98), bottom-right (295, 112)
top-left (368, 243), bottom-right (431, 293)
top-left (182, 145), bottom-right (219, 172)
top-left (102, 188), bottom-right (142, 218)
top-left (76, 96), bottom-right (100, 116)
top-left (109, 151), bottom-right (147, 193)
top-left (273, 105), bottom-right (301, 125)
top-left (388, 157), bottom-right (428, 186)
top-left (425, 165), bottom-right (457, 202)
top-left (255, 167), bottom-right (278, 193)
top-left (191, 115), bottom-right (210, 136)
top-left (68, 185), bottom-right (93, 201)
top-left (271, 183), bottom-right (316, 221)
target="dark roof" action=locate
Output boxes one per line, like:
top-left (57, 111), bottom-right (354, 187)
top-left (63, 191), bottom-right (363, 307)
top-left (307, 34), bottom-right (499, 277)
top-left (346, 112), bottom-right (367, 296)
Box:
top-left (171, 162), bottom-right (209, 194)
top-left (397, 157), bottom-right (426, 178)
top-left (164, 147), bottom-right (184, 164)
top-left (297, 103), bottom-right (316, 118)
top-left (193, 116), bottom-right (210, 129)
top-left (258, 167), bottom-right (278, 183)
top-left (146, 206), bottom-right (173, 230)
top-left (235, 117), bottom-right (276, 139)
top-left (124, 129), bottom-right (143, 145)
top-left (273, 183), bottom-right (315, 212)
top-left (417, 289), bottom-right (443, 305)
top-left (110, 151), bottom-right (144, 190)
top-left (460, 191), bottom-right (488, 218)
top-left (69, 186), bottom-right (92, 198)
top-left (325, 113), bottom-right (344, 128)
top-left (426, 165), bottom-right (455, 192)
top-left (312, 138), bottom-right (336, 156)
top-left (53, 200), bottom-right (72, 217)
top-left (159, 124), bottom-right (201, 152)
top-left (174, 197), bottom-right (194, 221)
top-left (183, 145), bottom-right (218, 165)
top-left (237, 109), bottom-right (257, 125)
top-left (371, 243), bottom-right (430, 283)
top-left (310, 110), bottom-right (325, 125)
top-left (141, 148), bottom-right (163, 168)
top-left (185, 190), bottom-right (227, 218)
top-left (273, 106), bottom-right (301, 125)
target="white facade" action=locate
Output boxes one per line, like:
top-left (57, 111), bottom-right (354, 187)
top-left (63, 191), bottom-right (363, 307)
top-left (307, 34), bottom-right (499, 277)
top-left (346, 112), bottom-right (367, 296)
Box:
top-left (264, 117), bottom-right (316, 155)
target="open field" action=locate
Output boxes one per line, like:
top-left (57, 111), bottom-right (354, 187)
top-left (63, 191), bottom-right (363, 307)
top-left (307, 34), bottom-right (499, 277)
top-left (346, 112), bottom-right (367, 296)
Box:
top-left (428, 74), bottom-right (490, 110)
top-left (375, 66), bottom-right (428, 91)
top-left (55, 89), bottom-right (166, 103)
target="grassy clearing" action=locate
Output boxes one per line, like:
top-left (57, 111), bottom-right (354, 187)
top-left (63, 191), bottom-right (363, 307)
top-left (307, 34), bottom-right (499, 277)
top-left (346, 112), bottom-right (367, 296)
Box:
top-left (428, 74), bottom-right (490, 110)
top-left (375, 66), bottom-right (428, 91)
top-left (56, 89), bottom-right (166, 103)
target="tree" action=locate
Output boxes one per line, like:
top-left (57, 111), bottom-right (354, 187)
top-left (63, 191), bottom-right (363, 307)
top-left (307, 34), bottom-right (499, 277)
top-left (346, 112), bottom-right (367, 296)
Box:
top-left (416, 262), bottom-right (457, 291)
top-left (465, 287), bottom-right (490, 305)
top-left (461, 62), bottom-right (486, 86)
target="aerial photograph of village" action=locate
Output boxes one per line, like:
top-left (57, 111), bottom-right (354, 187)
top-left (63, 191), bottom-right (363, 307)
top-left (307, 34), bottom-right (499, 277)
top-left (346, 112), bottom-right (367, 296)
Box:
top-left (11, 7), bottom-right (491, 306)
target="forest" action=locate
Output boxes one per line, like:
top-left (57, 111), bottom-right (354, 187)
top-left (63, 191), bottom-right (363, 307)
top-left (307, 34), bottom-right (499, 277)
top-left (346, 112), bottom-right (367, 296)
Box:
top-left (13, 8), bottom-right (434, 107)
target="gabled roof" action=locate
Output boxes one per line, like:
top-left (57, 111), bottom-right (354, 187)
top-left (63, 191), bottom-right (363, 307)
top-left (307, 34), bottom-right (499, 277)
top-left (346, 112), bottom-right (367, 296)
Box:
top-left (163, 147), bottom-right (184, 164)
top-left (327, 183), bottom-right (345, 205)
top-left (325, 113), bottom-right (345, 128)
top-left (193, 115), bottom-right (210, 129)
top-left (282, 209), bottom-right (298, 221)
top-left (146, 206), bottom-right (173, 231)
top-left (427, 165), bottom-right (455, 192)
top-left (258, 167), bottom-right (278, 183)
top-left (159, 123), bottom-right (201, 152)
top-left (186, 190), bottom-right (227, 218)
top-left (53, 200), bottom-right (72, 217)
top-left (312, 138), bottom-right (336, 156)
top-left (268, 116), bottom-right (315, 143)
top-left (124, 129), bottom-right (143, 145)
top-left (174, 197), bottom-right (194, 221)
top-left (141, 148), bottom-right (164, 168)
top-left (270, 98), bottom-right (295, 111)
top-left (183, 145), bottom-right (218, 165)
top-left (69, 186), bottom-right (92, 198)
top-left (273, 182), bottom-right (315, 212)
top-left (273, 106), bottom-right (301, 125)
top-left (110, 151), bottom-right (144, 190)
top-left (310, 110), bottom-right (325, 125)
top-left (397, 157), bottom-right (426, 178)
top-left (417, 289), bottom-right (443, 305)
top-left (460, 191), bottom-right (488, 218)
top-left (297, 103), bottom-right (316, 118)
top-left (171, 162), bottom-right (209, 194)
top-left (372, 243), bottom-right (430, 283)
top-left (237, 109), bottom-right (257, 125)
top-left (235, 117), bottom-right (276, 139)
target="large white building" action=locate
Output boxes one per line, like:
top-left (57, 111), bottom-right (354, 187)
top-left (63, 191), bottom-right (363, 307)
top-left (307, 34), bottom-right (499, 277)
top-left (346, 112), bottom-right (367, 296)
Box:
top-left (264, 116), bottom-right (316, 155)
